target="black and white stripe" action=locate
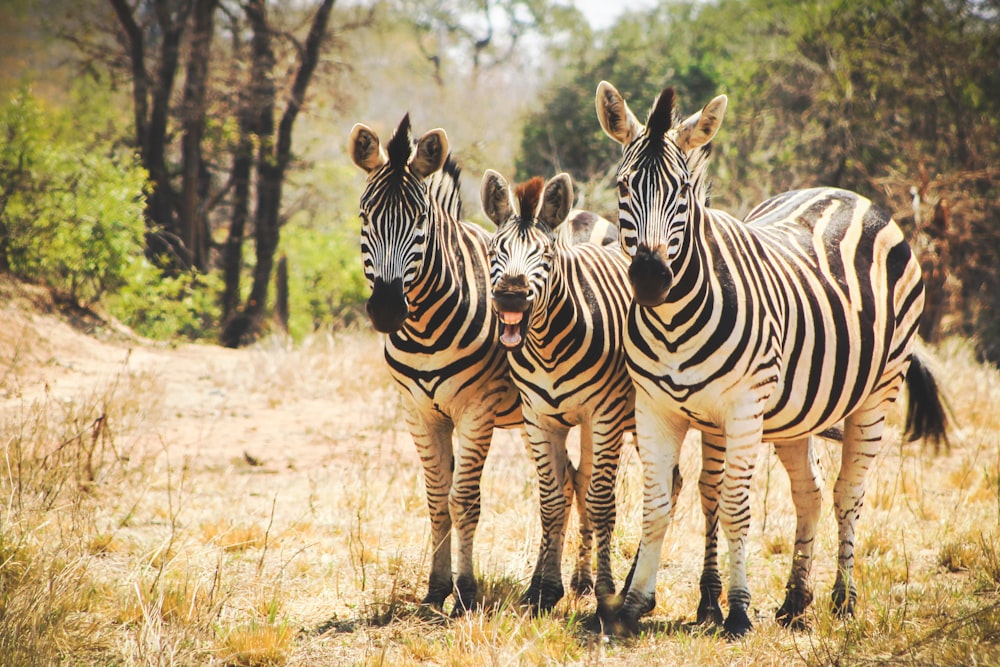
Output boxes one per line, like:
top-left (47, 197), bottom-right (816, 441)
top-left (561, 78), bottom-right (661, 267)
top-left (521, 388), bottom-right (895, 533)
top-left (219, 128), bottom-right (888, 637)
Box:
top-left (481, 171), bottom-right (634, 624)
top-left (349, 115), bottom-right (521, 613)
top-left (597, 82), bottom-right (948, 636)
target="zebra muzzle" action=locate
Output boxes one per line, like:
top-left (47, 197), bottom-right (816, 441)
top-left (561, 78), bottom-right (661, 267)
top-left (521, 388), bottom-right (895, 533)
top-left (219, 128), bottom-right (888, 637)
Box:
top-left (366, 277), bottom-right (408, 333)
top-left (628, 245), bottom-right (673, 307)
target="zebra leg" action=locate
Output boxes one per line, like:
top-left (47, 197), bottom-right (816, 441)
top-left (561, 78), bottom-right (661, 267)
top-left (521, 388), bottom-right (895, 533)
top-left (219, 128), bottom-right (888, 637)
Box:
top-left (449, 418), bottom-right (495, 615)
top-left (832, 410), bottom-right (886, 618)
top-left (570, 428), bottom-right (595, 596)
top-left (590, 427), bottom-right (624, 625)
top-left (524, 419), bottom-right (571, 613)
top-left (697, 432), bottom-right (726, 627)
top-left (719, 413), bottom-right (765, 638)
top-left (615, 402), bottom-right (688, 634)
top-left (410, 416), bottom-right (456, 609)
top-left (773, 437), bottom-right (822, 629)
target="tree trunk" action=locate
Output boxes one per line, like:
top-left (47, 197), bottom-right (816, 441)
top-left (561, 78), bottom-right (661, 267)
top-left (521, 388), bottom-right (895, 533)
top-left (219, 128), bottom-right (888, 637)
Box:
top-left (108, 0), bottom-right (192, 269)
top-left (179, 0), bottom-right (217, 273)
top-left (238, 0), bottom-right (335, 336)
top-left (275, 254), bottom-right (289, 333)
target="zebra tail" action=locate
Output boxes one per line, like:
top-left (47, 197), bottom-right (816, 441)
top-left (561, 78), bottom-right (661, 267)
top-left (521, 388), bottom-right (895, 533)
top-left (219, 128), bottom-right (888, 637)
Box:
top-left (904, 352), bottom-right (951, 453)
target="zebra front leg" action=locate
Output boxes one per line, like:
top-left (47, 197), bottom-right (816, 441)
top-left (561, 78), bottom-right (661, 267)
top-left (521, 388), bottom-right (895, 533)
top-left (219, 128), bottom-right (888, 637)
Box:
top-left (449, 420), bottom-right (495, 615)
top-left (832, 410), bottom-right (886, 618)
top-left (719, 413), bottom-right (765, 638)
top-left (524, 419), bottom-right (571, 613)
top-left (411, 417), bottom-right (456, 609)
top-left (570, 427), bottom-right (595, 596)
top-left (697, 432), bottom-right (726, 627)
top-left (773, 437), bottom-right (822, 629)
top-left (589, 426), bottom-right (624, 626)
top-left (614, 404), bottom-right (688, 635)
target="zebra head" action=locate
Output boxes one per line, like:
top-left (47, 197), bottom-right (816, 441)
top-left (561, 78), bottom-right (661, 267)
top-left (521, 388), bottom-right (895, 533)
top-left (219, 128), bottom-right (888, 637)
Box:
top-left (348, 114), bottom-right (449, 333)
top-left (482, 170), bottom-right (570, 349)
top-left (596, 81), bottom-right (727, 306)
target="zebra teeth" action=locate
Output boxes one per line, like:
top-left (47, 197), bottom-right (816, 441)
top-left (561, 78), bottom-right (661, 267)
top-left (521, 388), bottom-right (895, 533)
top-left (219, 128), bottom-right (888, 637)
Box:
top-left (500, 312), bottom-right (524, 325)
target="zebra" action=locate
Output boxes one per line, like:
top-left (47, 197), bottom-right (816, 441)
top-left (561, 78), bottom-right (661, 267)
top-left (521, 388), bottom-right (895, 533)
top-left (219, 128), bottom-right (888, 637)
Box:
top-left (481, 170), bottom-right (637, 622)
top-left (348, 115), bottom-right (523, 613)
top-left (348, 114), bottom-right (605, 614)
top-left (595, 81), bottom-right (949, 636)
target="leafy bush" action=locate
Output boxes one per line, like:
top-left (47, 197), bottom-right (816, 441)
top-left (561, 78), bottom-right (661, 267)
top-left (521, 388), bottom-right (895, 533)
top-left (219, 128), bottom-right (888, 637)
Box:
top-left (279, 216), bottom-right (367, 339)
top-left (106, 259), bottom-right (223, 341)
top-left (0, 85), bottom-right (148, 305)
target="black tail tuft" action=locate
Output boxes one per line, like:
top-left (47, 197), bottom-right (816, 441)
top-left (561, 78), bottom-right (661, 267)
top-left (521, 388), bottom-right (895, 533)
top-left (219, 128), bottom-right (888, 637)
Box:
top-left (904, 353), bottom-right (951, 453)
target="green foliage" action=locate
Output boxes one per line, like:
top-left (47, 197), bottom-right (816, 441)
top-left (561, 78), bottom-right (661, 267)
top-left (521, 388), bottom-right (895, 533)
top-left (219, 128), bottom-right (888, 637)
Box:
top-left (521, 0), bottom-right (1000, 357)
top-left (279, 214), bottom-right (367, 339)
top-left (0, 85), bottom-right (148, 305)
top-left (106, 261), bottom-right (223, 341)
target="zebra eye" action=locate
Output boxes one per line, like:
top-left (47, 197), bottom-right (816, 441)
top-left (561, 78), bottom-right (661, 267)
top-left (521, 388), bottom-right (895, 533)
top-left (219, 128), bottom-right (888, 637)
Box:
top-left (617, 180), bottom-right (629, 197)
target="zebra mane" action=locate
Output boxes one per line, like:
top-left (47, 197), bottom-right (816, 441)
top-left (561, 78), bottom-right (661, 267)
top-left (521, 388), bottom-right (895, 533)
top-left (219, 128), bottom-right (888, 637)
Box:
top-left (646, 87), bottom-right (677, 143)
top-left (514, 177), bottom-right (545, 230)
top-left (688, 141), bottom-right (714, 207)
top-left (426, 154), bottom-right (463, 219)
top-left (387, 113), bottom-right (413, 172)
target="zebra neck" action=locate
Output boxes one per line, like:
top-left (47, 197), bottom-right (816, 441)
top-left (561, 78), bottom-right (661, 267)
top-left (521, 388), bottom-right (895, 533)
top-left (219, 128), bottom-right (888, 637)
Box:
top-left (660, 205), bottom-right (713, 308)
top-left (526, 264), bottom-right (562, 344)
top-left (404, 209), bottom-right (476, 326)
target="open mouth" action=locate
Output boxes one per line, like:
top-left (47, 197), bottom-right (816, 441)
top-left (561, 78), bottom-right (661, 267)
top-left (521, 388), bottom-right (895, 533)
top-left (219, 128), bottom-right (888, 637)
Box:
top-left (498, 310), bottom-right (529, 348)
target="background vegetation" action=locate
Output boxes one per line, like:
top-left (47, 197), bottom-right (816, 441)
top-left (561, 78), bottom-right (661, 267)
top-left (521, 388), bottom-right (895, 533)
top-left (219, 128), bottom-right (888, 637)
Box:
top-left (1, 1), bottom-right (999, 665)
top-left (1, 0), bottom-right (996, 357)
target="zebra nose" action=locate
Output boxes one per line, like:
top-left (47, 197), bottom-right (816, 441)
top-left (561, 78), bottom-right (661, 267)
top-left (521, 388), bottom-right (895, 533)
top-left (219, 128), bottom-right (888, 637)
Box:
top-left (497, 274), bottom-right (529, 291)
top-left (366, 277), bottom-right (408, 333)
top-left (493, 274), bottom-right (531, 313)
top-left (629, 244), bottom-right (673, 307)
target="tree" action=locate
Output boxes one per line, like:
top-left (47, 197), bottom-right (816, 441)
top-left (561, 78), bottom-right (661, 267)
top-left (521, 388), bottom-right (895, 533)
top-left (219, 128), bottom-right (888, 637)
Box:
top-left (0, 86), bottom-right (148, 304)
top-left (520, 0), bottom-right (1000, 358)
top-left (94, 0), bottom-right (345, 344)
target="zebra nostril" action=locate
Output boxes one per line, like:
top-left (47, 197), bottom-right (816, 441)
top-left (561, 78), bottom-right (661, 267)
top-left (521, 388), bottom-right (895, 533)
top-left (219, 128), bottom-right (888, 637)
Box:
top-left (628, 248), bottom-right (673, 306)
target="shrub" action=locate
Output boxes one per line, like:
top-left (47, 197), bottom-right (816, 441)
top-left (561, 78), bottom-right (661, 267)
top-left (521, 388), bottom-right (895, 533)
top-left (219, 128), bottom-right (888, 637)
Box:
top-left (0, 84), bottom-right (148, 305)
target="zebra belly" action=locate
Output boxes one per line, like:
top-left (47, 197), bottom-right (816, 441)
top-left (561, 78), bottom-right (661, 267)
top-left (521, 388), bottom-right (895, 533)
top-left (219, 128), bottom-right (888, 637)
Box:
top-left (386, 342), bottom-right (523, 429)
top-left (627, 351), bottom-right (883, 442)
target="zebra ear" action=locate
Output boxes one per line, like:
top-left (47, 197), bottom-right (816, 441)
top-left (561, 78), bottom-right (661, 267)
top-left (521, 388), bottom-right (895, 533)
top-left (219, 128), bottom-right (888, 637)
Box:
top-left (675, 94), bottom-right (727, 153)
top-left (348, 123), bottom-right (386, 173)
top-left (411, 128), bottom-right (449, 178)
top-left (596, 81), bottom-right (643, 146)
top-left (481, 170), bottom-right (513, 226)
top-left (539, 173), bottom-right (574, 229)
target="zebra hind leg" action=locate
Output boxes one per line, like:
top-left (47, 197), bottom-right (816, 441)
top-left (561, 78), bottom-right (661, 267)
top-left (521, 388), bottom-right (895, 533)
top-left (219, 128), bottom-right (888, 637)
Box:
top-left (831, 408), bottom-right (887, 619)
top-left (772, 437), bottom-right (822, 630)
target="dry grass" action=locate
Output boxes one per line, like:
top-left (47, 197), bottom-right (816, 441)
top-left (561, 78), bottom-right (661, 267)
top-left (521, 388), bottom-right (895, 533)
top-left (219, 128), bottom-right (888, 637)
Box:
top-left (2, 314), bottom-right (1000, 665)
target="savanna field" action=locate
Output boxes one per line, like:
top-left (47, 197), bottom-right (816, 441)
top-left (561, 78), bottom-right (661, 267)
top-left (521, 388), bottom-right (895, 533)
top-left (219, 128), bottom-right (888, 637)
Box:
top-left (1, 278), bottom-right (999, 666)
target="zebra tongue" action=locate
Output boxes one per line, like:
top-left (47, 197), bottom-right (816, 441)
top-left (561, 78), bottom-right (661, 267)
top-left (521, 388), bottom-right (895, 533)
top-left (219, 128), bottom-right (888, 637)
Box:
top-left (499, 312), bottom-right (524, 347)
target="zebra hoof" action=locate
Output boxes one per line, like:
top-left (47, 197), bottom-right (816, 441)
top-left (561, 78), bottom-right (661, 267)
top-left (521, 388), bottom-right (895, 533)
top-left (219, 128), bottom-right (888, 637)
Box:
top-left (696, 598), bottom-right (724, 627)
top-left (595, 592), bottom-right (623, 628)
top-left (832, 589), bottom-right (856, 619)
top-left (776, 586), bottom-right (813, 629)
top-left (570, 569), bottom-right (595, 596)
top-left (775, 606), bottom-right (809, 630)
top-left (451, 574), bottom-right (478, 617)
top-left (723, 607), bottom-right (753, 639)
top-left (523, 577), bottom-right (564, 613)
top-left (609, 590), bottom-right (654, 636)
top-left (421, 577), bottom-right (453, 610)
